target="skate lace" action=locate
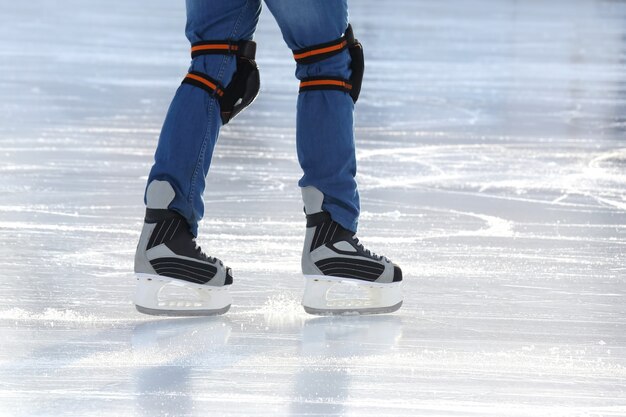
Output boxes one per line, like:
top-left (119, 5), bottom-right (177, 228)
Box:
top-left (352, 236), bottom-right (389, 262)
top-left (192, 239), bottom-right (223, 266)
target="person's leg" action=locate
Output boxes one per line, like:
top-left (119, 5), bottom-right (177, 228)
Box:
top-left (264, 0), bottom-right (359, 233)
top-left (146, 0), bottom-right (262, 236)
top-left (133, 0), bottom-right (261, 317)
top-left (264, 1), bottom-right (403, 315)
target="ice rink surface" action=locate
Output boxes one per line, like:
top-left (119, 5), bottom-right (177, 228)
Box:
top-left (1, 0), bottom-right (626, 415)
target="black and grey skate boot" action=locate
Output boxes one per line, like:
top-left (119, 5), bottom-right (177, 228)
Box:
top-left (300, 186), bottom-right (403, 315)
top-left (133, 180), bottom-right (232, 316)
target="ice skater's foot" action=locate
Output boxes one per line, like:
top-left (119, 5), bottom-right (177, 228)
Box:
top-left (133, 180), bottom-right (232, 316)
top-left (300, 187), bottom-right (403, 315)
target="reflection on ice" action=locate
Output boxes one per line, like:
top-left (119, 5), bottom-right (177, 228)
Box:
top-left (299, 316), bottom-right (403, 357)
top-left (132, 318), bottom-right (232, 417)
top-left (291, 316), bottom-right (402, 416)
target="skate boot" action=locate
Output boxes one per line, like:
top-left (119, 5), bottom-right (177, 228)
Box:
top-left (300, 186), bottom-right (403, 315)
top-left (133, 180), bottom-right (233, 316)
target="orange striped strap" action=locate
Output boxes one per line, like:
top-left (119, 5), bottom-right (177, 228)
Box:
top-left (182, 71), bottom-right (224, 97)
top-left (191, 40), bottom-right (256, 59)
top-left (299, 77), bottom-right (352, 94)
top-left (293, 25), bottom-right (355, 64)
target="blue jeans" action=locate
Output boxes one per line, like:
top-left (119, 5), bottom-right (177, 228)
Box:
top-left (147, 0), bottom-right (359, 236)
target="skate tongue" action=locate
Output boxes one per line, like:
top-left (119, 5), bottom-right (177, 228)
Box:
top-left (301, 186), bottom-right (324, 214)
top-left (146, 180), bottom-right (176, 209)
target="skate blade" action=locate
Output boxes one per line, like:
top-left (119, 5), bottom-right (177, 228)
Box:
top-left (303, 301), bottom-right (403, 316)
top-left (302, 275), bottom-right (403, 316)
top-left (134, 273), bottom-right (231, 317)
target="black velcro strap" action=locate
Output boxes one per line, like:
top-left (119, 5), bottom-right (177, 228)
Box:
top-left (181, 71), bottom-right (225, 97)
top-left (191, 40), bottom-right (256, 59)
top-left (299, 76), bottom-right (352, 94)
top-left (293, 25), bottom-right (355, 65)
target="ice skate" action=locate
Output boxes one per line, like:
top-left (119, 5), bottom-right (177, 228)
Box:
top-left (133, 180), bottom-right (233, 316)
top-left (300, 186), bottom-right (403, 315)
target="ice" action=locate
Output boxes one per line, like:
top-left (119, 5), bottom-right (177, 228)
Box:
top-left (1, 0), bottom-right (626, 416)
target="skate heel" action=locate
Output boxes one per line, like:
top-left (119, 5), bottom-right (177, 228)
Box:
top-left (301, 275), bottom-right (403, 315)
top-left (133, 273), bottom-right (231, 316)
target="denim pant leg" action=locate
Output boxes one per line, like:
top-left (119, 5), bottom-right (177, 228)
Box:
top-left (146, 0), bottom-right (262, 236)
top-left (264, 0), bottom-right (360, 233)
